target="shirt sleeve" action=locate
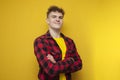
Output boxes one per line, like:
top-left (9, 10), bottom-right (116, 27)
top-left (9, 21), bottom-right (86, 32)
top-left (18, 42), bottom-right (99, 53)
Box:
top-left (66, 40), bottom-right (82, 73)
top-left (34, 38), bottom-right (74, 77)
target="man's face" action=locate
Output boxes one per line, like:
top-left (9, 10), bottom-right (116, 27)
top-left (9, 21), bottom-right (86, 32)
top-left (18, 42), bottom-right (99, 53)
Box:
top-left (46, 11), bottom-right (63, 30)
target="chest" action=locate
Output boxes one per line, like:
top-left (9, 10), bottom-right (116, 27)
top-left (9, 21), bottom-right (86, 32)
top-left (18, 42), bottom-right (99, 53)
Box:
top-left (45, 38), bottom-right (72, 61)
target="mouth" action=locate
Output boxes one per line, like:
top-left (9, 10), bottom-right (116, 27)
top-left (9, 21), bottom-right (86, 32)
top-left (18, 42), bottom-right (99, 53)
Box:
top-left (54, 23), bottom-right (61, 25)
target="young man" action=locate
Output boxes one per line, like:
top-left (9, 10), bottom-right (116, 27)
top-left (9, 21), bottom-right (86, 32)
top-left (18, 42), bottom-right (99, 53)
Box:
top-left (34, 6), bottom-right (82, 80)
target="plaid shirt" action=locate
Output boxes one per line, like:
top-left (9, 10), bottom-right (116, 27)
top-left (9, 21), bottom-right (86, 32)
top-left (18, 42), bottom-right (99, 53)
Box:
top-left (34, 31), bottom-right (82, 80)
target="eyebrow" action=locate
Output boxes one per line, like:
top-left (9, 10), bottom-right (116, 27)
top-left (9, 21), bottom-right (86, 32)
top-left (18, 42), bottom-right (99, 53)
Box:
top-left (51, 14), bottom-right (63, 18)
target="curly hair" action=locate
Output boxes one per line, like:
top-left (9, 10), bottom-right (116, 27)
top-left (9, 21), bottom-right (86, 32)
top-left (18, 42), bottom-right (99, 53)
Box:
top-left (47, 6), bottom-right (65, 18)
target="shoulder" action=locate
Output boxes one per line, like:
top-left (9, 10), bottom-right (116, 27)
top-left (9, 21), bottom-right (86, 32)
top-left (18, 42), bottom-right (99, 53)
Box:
top-left (34, 33), bottom-right (47, 44)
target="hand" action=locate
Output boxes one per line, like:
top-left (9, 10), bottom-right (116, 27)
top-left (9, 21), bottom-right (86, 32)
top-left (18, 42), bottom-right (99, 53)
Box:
top-left (70, 57), bottom-right (75, 62)
top-left (47, 54), bottom-right (56, 63)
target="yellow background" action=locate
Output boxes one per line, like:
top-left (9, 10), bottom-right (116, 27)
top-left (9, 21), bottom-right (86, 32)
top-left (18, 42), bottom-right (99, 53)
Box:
top-left (0, 0), bottom-right (120, 80)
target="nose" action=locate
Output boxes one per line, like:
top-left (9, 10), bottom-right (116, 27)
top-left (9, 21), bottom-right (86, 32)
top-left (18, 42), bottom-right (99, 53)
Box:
top-left (56, 17), bottom-right (60, 22)
top-left (56, 20), bottom-right (60, 22)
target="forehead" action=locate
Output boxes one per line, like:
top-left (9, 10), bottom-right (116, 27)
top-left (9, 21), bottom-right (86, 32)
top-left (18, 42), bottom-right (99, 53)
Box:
top-left (48, 11), bottom-right (63, 16)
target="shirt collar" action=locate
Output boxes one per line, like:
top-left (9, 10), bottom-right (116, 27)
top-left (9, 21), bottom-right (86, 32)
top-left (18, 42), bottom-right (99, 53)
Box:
top-left (45, 30), bottom-right (66, 39)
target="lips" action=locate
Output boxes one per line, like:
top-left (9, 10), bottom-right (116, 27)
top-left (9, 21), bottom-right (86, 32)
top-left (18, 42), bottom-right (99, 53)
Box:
top-left (54, 22), bottom-right (61, 24)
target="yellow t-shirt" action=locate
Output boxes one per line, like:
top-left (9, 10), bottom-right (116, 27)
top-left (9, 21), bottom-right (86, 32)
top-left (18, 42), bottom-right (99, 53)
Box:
top-left (54, 37), bottom-right (66, 80)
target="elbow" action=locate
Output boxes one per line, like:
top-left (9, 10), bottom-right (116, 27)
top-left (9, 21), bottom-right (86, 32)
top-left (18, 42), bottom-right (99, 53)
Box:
top-left (78, 59), bottom-right (82, 70)
top-left (79, 62), bottom-right (82, 70)
top-left (75, 60), bottom-right (83, 71)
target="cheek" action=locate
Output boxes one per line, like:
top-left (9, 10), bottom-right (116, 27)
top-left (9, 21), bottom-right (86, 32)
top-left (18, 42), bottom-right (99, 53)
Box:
top-left (60, 19), bottom-right (63, 22)
top-left (60, 21), bottom-right (63, 24)
top-left (50, 19), bottom-right (55, 23)
top-left (47, 18), bottom-right (54, 23)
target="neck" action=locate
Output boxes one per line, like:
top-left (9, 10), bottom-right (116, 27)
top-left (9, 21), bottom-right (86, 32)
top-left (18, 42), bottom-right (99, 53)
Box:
top-left (49, 28), bottom-right (61, 38)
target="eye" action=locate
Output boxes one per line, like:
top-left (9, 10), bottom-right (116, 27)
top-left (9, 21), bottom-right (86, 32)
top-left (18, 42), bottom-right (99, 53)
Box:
top-left (59, 16), bottom-right (63, 19)
top-left (51, 15), bottom-right (56, 18)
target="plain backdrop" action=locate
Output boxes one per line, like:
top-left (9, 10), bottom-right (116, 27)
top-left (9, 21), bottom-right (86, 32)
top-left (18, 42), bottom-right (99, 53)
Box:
top-left (0, 0), bottom-right (120, 80)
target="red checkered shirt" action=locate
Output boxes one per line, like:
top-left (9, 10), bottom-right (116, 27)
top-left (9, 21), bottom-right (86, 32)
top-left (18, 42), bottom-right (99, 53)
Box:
top-left (34, 31), bottom-right (82, 80)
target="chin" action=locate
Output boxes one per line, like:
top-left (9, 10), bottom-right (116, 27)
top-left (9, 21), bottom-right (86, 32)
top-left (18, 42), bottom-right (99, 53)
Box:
top-left (53, 25), bottom-right (62, 29)
top-left (54, 27), bottom-right (61, 30)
